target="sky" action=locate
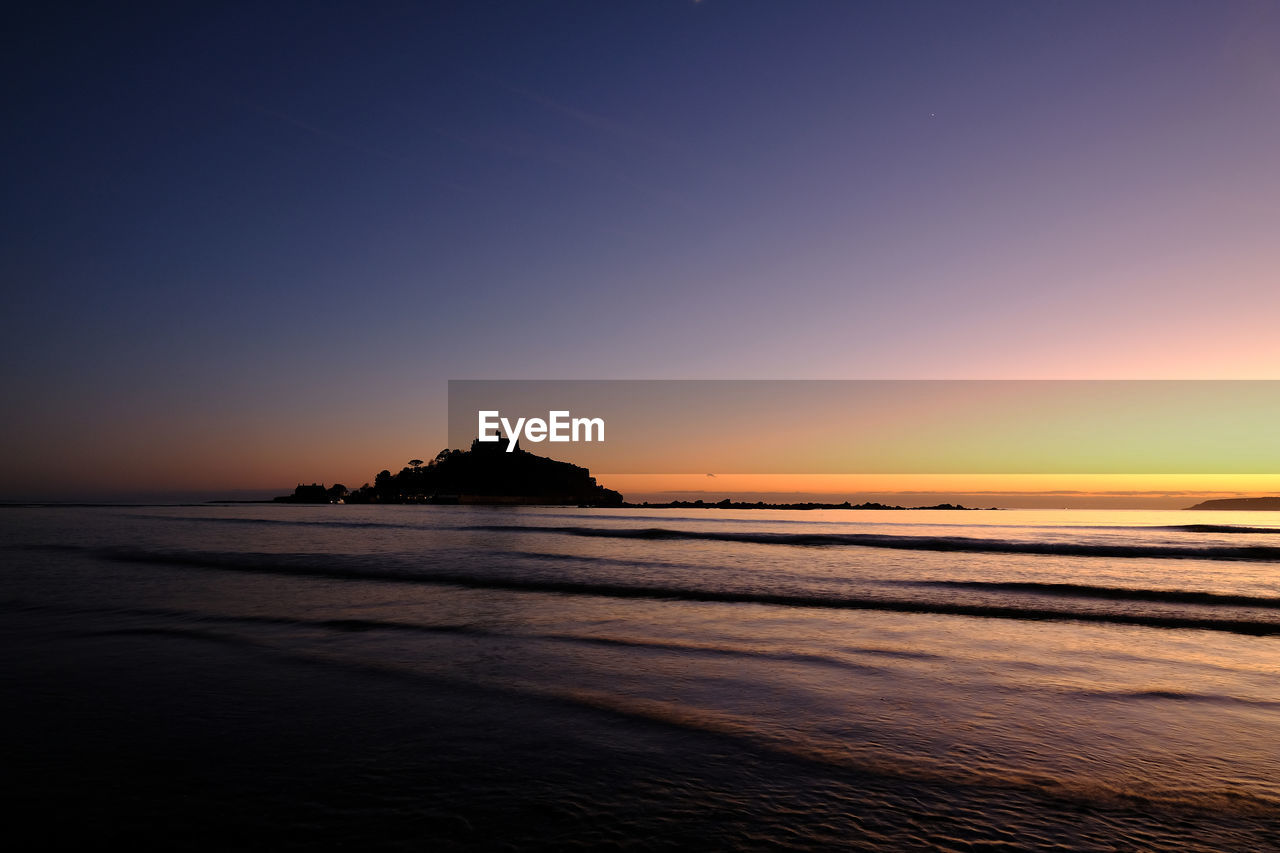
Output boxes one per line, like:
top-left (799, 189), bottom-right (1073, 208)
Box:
top-left (4, 1), bottom-right (1280, 501)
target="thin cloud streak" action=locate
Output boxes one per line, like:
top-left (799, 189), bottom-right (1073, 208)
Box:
top-left (218, 91), bottom-right (478, 195)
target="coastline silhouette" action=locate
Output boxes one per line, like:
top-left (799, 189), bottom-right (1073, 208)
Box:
top-left (277, 437), bottom-right (623, 506)
top-left (275, 440), bottom-right (991, 509)
top-left (1185, 497), bottom-right (1280, 511)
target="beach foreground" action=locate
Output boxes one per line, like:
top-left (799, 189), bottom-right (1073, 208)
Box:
top-left (3, 505), bottom-right (1279, 850)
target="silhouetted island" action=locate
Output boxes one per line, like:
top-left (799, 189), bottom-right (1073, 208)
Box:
top-left (1185, 497), bottom-right (1280, 511)
top-left (275, 441), bottom-right (989, 510)
top-left (276, 437), bottom-right (623, 506)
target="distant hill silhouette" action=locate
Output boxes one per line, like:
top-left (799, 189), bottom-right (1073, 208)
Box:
top-left (274, 483), bottom-right (349, 504)
top-left (1185, 497), bottom-right (1280, 511)
top-left (278, 438), bottom-right (622, 506)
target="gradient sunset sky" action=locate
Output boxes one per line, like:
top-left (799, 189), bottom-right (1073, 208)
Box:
top-left (4, 1), bottom-right (1279, 501)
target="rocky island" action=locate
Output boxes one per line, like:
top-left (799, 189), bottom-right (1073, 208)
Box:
top-left (276, 437), bottom-right (623, 506)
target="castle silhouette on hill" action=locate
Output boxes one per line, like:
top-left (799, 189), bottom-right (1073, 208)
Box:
top-left (277, 437), bottom-right (623, 506)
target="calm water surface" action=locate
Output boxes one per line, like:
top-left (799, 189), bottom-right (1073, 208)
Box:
top-left (2, 505), bottom-right (1278, 850)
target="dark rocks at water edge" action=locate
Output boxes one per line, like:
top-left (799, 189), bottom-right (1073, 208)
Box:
top-left (624, 500), bottom-right (989, 510)
top-left (1185, 497), bottom-right (1280, 511)
top-left (276, 438), bottom-right (623, 506)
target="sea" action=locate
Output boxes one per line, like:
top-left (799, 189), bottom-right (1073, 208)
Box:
top-left (2, 504), bottom-right (1279, 851)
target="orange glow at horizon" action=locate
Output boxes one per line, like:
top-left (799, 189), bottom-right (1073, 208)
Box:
top-left (599, 473), bottom-right (1280, 507)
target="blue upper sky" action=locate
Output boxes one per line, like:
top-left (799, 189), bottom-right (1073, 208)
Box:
top-left (4, 1), bottom-right (1279, 497)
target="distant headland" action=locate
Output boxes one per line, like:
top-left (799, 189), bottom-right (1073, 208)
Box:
top-left (1185, 497), bottom-right (1280, 511)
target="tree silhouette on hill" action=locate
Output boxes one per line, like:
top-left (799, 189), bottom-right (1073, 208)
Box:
top-left (279, 440), bottom-right (622, 505)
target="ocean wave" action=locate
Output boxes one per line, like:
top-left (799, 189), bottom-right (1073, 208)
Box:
top-left (107, 514), bottom-right (1280, 540)
top-left (17, 597), bottom-right (1280, 826)
top-left (41, 598), bottom-right (897, 676)
top-left (900, 580), bottom-right (1280, 609)
top-left (92, 546), bottom-right (1280, 636)
top-left (465, 524), bottom-right (1280, 562)
top-left (548, 688), bottom-right (1280, 819)
top-left (72, 624), bottom-right (275, 649)
top-left (1162, 524), bottom-right (1280, 534)
top-left (1064, 688), bottom-right (1280, 710)
top-left (122, 514), bottom-right (427, 530)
